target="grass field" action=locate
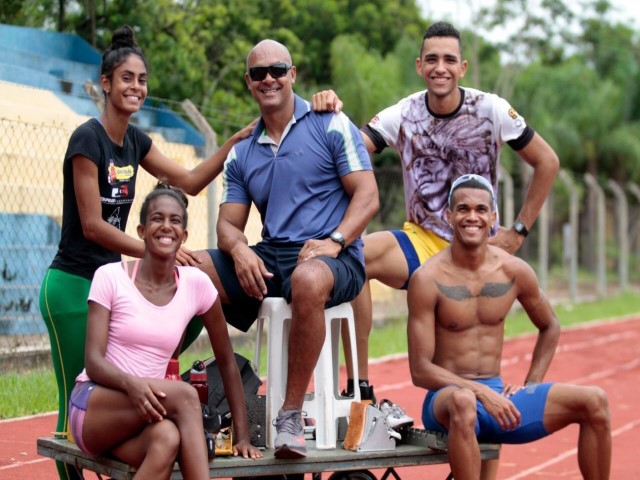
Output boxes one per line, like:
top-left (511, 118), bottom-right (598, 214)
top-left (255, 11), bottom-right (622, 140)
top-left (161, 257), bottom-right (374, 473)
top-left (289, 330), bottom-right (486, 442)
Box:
top-left (1, 292), bottom-right (639, 419)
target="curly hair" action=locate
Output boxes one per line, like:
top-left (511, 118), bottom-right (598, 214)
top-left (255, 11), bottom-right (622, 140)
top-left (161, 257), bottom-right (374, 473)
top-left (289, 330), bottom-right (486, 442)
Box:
top-left (139, 181), bottom-right (189, 227)
top-left (420, 21), bottom-right (463, 57)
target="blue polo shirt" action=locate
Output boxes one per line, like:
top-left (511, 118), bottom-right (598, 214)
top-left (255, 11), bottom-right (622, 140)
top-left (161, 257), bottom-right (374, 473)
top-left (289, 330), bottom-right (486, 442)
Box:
top-left (221, 94), bottom-right (372, 260)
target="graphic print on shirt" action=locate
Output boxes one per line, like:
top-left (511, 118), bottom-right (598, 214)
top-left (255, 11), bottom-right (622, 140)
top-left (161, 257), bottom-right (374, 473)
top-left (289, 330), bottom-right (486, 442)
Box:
top-left (398, 92), bottom-right (499, 237)
top-left (106, 159), bottom-right (134, 186)
top-left (107, 206), bottom-right (122, 230)
top-left (105, 159), bottom-right (135, 200)
top-left (108, 159), bottom-right (117, 184)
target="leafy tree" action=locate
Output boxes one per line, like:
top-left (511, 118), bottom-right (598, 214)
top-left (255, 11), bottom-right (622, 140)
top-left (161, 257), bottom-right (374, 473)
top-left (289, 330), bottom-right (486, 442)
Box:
top-left (4, 0), bottom-right (640, 185)
top-left (0, 0), bottom-right (60, 28)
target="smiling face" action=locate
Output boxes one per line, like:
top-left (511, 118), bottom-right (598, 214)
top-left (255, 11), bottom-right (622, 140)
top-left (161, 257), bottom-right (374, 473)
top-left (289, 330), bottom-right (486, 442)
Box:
top-left (245, 40), bottom-right (296, 115)
top-left (447, 187), bottom-right (495, 247)
top-left (416, 36), bottom-right (467, 106)
top-left (101, 54), bottom-right (147, 115)
top-left (137, 195), bottom-right (187, 257)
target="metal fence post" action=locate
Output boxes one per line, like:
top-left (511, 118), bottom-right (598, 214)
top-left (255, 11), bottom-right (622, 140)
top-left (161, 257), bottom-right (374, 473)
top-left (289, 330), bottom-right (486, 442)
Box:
top-left (607, 180), bottom-right (628, 293)
top-left (537, 199), bottom-right (549, 291)
top-left (181, 99), bottom-right (219, 248)
top-left (626, 182), bottom-right (640, 282)
top-left (584, 174), bottom-right (606, 298)
top-left (498, 168), bottom-right (514, 228)
top-left (558, 170), bottom-right (579, 302)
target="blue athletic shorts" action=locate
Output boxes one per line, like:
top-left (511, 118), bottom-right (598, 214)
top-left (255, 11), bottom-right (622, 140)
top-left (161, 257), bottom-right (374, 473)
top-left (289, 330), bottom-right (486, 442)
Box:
top-left (68, 381), bottom-right (98, 455)
top-left (206, 241), bottom-right (365, 332)
top-left (390, 222), bottom-right (449, 289)
top-left (422, 377), bottom-right (553, 444)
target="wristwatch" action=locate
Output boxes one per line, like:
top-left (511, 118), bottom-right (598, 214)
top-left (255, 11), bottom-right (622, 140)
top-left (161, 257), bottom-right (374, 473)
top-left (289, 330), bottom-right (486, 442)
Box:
top-left (329, 231), bottom-right (346, 251)
top-left (512, 219), bottom-right (529, 238)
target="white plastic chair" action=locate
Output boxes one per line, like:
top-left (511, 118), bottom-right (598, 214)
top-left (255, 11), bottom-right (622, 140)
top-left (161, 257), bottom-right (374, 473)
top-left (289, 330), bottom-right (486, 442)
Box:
top-left (253, 297), bottom-right (360, 449)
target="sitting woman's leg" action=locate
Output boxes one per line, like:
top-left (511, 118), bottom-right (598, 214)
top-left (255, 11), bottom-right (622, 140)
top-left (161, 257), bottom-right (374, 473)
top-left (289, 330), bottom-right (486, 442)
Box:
top-left (79, 379), bottom-right (209, 479)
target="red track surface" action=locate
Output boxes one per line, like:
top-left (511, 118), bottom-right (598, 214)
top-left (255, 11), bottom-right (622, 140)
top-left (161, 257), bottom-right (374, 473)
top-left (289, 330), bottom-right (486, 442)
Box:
top-left (1, 316), bottom-right (638, 480)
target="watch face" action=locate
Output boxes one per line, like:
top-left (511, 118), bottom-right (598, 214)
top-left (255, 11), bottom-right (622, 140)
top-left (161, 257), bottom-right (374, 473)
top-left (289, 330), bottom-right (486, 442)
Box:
top-left (330, 231), bottom-right (345, 247)
top-left (513, 220), bottom-right (528, 236)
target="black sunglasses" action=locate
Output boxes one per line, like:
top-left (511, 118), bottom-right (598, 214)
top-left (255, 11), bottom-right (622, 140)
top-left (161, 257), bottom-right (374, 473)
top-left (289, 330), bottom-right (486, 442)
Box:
top-left (248, 63), bottom-right (292, 81)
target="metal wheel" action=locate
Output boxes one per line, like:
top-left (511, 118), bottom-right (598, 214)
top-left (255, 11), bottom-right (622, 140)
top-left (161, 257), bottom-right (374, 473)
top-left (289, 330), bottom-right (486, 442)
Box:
top-left (327, 470), bottom-right (377, 480)
top-left (231, 475), bottom-right (306, 480)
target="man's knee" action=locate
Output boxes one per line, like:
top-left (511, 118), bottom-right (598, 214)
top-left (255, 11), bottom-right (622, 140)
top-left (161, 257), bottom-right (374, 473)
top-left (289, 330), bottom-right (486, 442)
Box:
top-left (291, 262), bottom-right (332, 302)
top-left (448, 388), bottom-right (478, 431)
top-left (582, 386), bottom-right (610, 427)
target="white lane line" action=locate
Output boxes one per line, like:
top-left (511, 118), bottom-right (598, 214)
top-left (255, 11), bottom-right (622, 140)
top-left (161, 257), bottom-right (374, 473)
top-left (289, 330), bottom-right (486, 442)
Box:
top-left (376, 380), bottom-right (414, 393)
top-left (369, 324), bottom-right (638, 370)
top-left (570, 358), bottom-right (640, 384)
top-left (0, 411), bottom-right (56, 424)
top-left (501, 331), bottom-right (638, 368)
top-left (375, 358), bottom-right (640, 396)
top-left (0, 457), bottom-right (51, 470)
top-left (503, 418), bottom-right (640, 480)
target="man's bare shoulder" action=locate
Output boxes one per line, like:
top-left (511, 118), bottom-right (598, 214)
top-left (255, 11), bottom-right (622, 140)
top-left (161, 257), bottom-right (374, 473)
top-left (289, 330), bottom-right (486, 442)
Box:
top-left (489, 245), bottom-right (536, 276)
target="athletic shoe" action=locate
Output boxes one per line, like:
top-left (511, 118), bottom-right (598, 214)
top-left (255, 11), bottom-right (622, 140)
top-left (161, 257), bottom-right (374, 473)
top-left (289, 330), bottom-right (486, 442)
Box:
top-left (379, 399), bottom-right (414, 430)
top-left (340, 381), bottom-right (377, 405)
top-left (273, 409), bottom-right (307, 459)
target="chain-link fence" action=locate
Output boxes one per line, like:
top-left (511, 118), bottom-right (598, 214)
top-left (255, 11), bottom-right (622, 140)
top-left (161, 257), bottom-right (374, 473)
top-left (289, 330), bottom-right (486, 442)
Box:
top-left (2, 110), bottom-right (640, 368)
top-left (0, 112), bottom-right (263, 366)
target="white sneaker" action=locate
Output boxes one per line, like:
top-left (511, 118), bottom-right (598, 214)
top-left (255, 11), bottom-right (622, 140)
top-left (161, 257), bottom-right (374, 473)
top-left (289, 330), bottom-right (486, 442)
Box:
top-left (379, 399), bottom-right (414, 430)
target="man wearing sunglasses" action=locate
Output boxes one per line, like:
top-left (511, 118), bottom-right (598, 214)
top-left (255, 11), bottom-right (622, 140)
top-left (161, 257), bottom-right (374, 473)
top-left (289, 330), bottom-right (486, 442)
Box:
top-left (196, 39), bottom-right (379, 459)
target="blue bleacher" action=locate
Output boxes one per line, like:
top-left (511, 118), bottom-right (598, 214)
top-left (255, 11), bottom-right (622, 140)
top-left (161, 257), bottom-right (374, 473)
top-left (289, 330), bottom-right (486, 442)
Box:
top-left (0, 23), bottom-right (204, 146)
top-left (0, 214), bottom-right (60, 335)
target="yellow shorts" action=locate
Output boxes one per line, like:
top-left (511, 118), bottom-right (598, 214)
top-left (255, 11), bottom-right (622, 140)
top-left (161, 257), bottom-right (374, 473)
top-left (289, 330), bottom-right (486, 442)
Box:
top-left (391, 222), bottom-right (449, 288)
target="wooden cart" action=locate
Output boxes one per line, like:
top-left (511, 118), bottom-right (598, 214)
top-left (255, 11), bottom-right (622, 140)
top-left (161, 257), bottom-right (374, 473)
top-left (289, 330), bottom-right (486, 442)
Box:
top-left (37, 429), bottom-right (499, 480)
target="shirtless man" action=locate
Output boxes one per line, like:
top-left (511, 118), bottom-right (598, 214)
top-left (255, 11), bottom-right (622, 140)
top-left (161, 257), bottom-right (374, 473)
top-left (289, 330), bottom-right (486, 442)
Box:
top-left (407, 174), bottom-right (611, 480)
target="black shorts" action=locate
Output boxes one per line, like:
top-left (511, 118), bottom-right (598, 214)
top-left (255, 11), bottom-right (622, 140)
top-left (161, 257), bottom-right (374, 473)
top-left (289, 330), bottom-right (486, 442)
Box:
top-left (206, 242), bottom-right (365, 332)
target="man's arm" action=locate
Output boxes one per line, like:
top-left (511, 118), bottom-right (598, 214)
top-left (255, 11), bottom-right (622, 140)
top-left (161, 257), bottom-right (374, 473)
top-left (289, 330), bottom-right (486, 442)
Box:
top-left (217, 202), bottom-right (273, 299)
top-left (514, 259), bottom-right (561, 384)
top-left (299, 170), bottom-right (379, 260)
top-left (360, 131), bottom-right (377, 154)
top-left (407, 269), bottom-right (447, 389)
top-left (335, 170), bottom-right (379, 246)
top-left (490, 132), bottom-right (559, 254)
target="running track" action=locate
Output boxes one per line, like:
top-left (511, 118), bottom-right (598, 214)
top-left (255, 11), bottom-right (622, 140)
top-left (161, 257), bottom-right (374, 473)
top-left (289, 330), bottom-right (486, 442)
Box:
top-left (1, 316), bottom-right (638, 479)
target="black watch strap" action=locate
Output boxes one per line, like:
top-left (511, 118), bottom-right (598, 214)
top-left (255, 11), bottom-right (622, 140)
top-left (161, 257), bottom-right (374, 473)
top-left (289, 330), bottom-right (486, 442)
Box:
top-left (513, 219), bottom-right (529, 238)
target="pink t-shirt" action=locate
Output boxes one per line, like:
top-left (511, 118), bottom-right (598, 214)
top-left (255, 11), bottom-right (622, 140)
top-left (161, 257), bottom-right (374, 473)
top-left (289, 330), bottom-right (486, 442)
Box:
top-left (76, 262), bottom-right (217, 382)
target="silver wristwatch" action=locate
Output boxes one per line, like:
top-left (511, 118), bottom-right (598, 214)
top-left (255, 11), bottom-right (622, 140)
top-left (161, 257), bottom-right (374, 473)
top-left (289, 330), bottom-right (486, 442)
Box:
top-left (329, 231), bottom-right (346, 250)
top-left (512, 219), bottom-right (529, 238)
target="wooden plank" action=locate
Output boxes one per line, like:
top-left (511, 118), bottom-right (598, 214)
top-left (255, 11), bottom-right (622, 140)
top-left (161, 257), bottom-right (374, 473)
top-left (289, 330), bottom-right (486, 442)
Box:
top-left (38, 437), bottom-right (500, 479)
top-left (37, 439), bottom-right (136, 480)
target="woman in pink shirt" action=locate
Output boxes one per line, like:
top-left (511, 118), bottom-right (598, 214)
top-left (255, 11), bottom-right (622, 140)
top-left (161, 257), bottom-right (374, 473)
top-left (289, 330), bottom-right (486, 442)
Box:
top-left (68, 183), bottom-right (262, 479)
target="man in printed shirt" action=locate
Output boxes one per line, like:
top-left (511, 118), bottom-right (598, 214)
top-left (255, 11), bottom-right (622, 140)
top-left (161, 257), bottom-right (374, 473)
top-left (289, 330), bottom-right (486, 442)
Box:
top-left (315, 21), bottom-right (559, 478)
top-left (316, 20), bottom-right (559, 402)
